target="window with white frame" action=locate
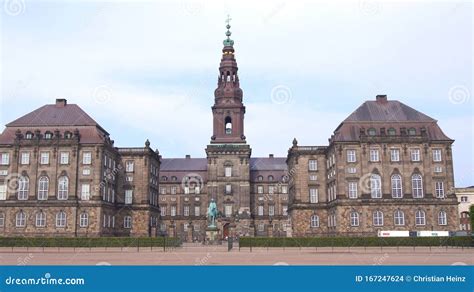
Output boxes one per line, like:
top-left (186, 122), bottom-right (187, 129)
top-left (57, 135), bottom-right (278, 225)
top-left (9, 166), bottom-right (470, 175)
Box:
top-left (36, 212), bottom-right (46, 227)
top-left (390, 149), bottom-right (400, 162)
top-left (434, 166), bottom-right (442, 173)
top-left (194, 206), bottom-right (200, 216)
top-left (415, 210), bottom-right (426, 225)
top-left (161, 206), bottom-right (166, 216)
top-left (60, 152), bottom-right (69, 165)
top-left (82, 168), bottom-right (91, 176)
top-left (435, 181), bottom-right (444, 198)
top-left (369, 149), bottom-right (379, 162)
top-left (0, 213), bottom-right (4, 227)
top-left (410, 149), bottom-right (420, 162)
top-left (225, 184), bottom-right (232, 195)
top-left (257, 186), bottom-right (263, 194)
top-left (308, 159), bottom-right (318, 171)
top-left (310, 215), bottom-right (319, 228)
top-left (394, 210), bottom-right (405, 225)
top-left (350, 211), bottom-right (359, 226)
top-left (373, 211), bottom-right (383, 226)
top-left (269, 205), bottom-right (275, 216)
top-left (269, 185), bottom-right (275, 194)
top-left (346, 150), bottom-right (356, 163)
top-left (18, 176), bottom-right (29, 200)
top-left (125, 190), bottom-right (133, 204)
top-left (309, 174), bottom-right (317, 180)
top-left (391, 174), bottom-right (402, 198)
top-left (412, 174), bottom-right (423, 198)
top-left (124, 216), bottom-right (132, 228)
top-left (79, 212), bottom-right (89, 227)
top-left (80, 184), bottom-right (90, 200)
top-left (370, 174), bottom-right (382, 198)
top-left (37, 176), bottom-right (49, 200)
top-left (348, 182), bottom-right (358, 199)
top-left (258, 205), bottom-right (264, 216)
top-left (224, 166), bottom-right (232, 177)
top-left (126, 161), bottom-right (134, 172)
top-left (257, 224), bottom-right (264, 232)
top-left (0, 153), bottom-right (9, 165)
top-left (282, 205), bottom-right (288, 216)
top-left (56, 211), bottom-right (66, 227)
top-left (171, 186), bottom-right (177, 194)
top-left (184, 206), bottom-right (190, 216)
top-left (82, 152), bottom-right (92, 165)
top-left (170, 206), bottom-right (176, 217)
top-left (224, 205), bottom-right (232, 217)
top-left (16, 211), bottom-right (26, 227)
top-left (20, 152), bottom-right (29, 165)
top-left (195, 186), bottom-right (200, 194)
top-left (0, 184), bottom-right (6, 200)
top-left (309, 188), bottom-right (318, 203)
top-left (57, 176), bottom-right (68, 200)
top-left (438, 211), bottom-right (447, 225)
top-left (281, 186), bottom-right (288, 194)
top-left (432, 149), bottom-right (442, 162)
top-left (40, 152), bottom-right (49, 165)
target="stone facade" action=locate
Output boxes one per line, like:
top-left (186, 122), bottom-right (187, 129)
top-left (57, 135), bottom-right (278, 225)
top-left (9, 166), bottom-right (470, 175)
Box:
top-left (455, 187), bottom-right (473, 231)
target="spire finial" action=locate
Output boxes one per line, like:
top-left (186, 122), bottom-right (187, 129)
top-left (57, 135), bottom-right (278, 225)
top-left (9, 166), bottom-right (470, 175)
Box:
top-left (223, 15), bottom-right (234, 47)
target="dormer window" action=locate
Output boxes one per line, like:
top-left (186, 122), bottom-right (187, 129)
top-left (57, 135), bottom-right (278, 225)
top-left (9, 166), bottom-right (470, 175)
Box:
top-left (387, 128), bottom-right (396, 136)
top-left (25, 132), bottom-right (33, 139)
top-left (225, 116), bottom-right (232, 135)
top-left (408, 128), bottom-right (416, 135)
top-left (367, 128), bottom-right (377, 136)
top-left (257, 175), bottom-right (263, 181)
top-left (64, 131), bottom-right (72, 139)
top-left (44, 132), bottom-right (53, 139)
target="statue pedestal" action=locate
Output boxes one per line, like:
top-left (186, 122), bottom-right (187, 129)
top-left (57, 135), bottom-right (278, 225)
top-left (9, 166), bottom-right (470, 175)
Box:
top-left (205, 226), bottom-right (220, 245)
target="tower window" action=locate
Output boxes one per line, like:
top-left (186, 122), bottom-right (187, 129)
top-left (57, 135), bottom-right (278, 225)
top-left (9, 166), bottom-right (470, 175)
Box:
top-left (225, 116), bottom-right (232, 135)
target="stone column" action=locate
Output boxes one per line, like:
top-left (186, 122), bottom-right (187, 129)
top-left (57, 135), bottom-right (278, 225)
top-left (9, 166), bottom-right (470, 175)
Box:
top-left (187, 222), bottom-right (193, 242)
top-left (168, 224), bottom-right (175, 238)
top-left (267, 222), bottom-right (273, 238)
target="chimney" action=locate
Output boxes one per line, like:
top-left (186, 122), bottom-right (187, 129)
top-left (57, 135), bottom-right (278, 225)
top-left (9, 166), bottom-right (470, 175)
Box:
top-left (185, 154), bottom-right (191, 159)
top-left (269, 154), bottom-right (274, 158)
top-left (55, 98), bottom-right (67, 107)
top-left (376, 95), bottom-right (387, 103)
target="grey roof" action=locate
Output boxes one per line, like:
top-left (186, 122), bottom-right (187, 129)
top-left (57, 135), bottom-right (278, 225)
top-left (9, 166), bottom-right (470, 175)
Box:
top-left (160, 158), bottom-right (208, 171)
top-left (344, 100), bottom-right (435, 122)
top-left (250, 157), bottom-right (287, 171)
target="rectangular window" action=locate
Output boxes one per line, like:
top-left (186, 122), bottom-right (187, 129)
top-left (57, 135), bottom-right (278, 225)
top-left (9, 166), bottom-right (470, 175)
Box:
top-left (0, 153), bottom-right (9, 165)
top-left (308, 159), bottom-right (318, 171)
top-left (125, 190), bottom-right (133, 204)
top-left (282, 205), bottom-right (288, 216)
top-left (161, 206), bottom-right (166, 216)
top-left (281, 186), bottom-right (288, 194)
top-left (194, 206), bottom-right (200, 216)
top-left (434, 166), bottom-right (442, 173)
top-left (124, 216), bottom-right (132, 229)
top-left (257, 186), bottom-right (264, 194)
top-left (171, 186), bottom-right (177, 195)
top-left (432, 149), bottom-right (442, 162)
top-left (347, 167), bottom-right (356, 174)
top-left (435, 181), bottom-right (445, 198)
top-left (411, 149), bottom-right (420, 161)
top-left (82, 168), bottom-right (91, 176)
top-left (348, 182), bottom-right (358, 199)
top-left (309, 175), bottom-right (317, 181)
top-left (269, 205), bottom-right (275, 216)
top-left (225, 184), bottom-right (232, 195)
top-left (184, 206), bottom-right (189, 216)
top-left (224, 205), bottom-right (232, 217)
top-left (369, 149), bottom-right (379, 162)
top-left (82, 152), bottom-right (92, 164)
top-left (171, 206), bottom-right (176, 217)
top-left (160, 187), bottom-right (167, 195)
top-left (225, 166), bottom-right (232, 177)
top-left (126, 161), bottom-right (134, 172)
top-left (257, 224), bottom-right (264, 232)
top-left (390, 149), bottom-right (400, 162)
top-left (268, 185), bottom-right (275, 194)
top-left (258, 205), bottom-right (264, 216)
top-left (81, 184), bottom-right (90, 200)
top-left (309, 188), bottom-right (318, 203)
top-left (346, 150), bottom-right (356, 163)
top-left (60, 152), bottom-right (69, 164)
top-left (40, 152), bottom-right (49, 165)
top-left (20, 152), bottom-right (29, 165)
top-left (195, 186), bottom-right (200, 194)
top-left (0, 184), bottom-right (6, 200)
top-left (184, 186), bottom-right (190, 194)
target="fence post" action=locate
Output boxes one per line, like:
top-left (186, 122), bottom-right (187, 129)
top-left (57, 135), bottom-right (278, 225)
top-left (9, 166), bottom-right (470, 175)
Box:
top-left (137, 238), bottom-right (140, 252)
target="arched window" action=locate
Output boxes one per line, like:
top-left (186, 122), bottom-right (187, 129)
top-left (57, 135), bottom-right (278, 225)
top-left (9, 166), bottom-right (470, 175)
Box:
top-left (64, 131), bottom-right (72, 139)
top-left (16, 211), bottom-right (26, 227)
top-left (438, 211), bottom-right (447, 226)
top-left (18, 176), bottom-right (29, 200)
top-left (391, 174), bottom-right (402, 198)
top-left (350, 211), bottom-right (359, 227)
top-left (161, 176), bottom-right (168, 181)
top-left (35, 211), bottom-right (46, 227)
top-left (268, 175), bottom-right (274, 181)
top-left (310, 215), bottom-right (319, 228)
top-left (124, 216), bottom-right (132, 228)
top-left (367, 128), bottom-right (377, 136)
top-left (387, 128), bottom-right (397, 136)
top-left (80, 212), bottom-right (89, 227)
top-left (370, 174), bottom-right (382, 198)
top-left (394, 210), bottom-right (405, 225)
top-left (56, 211), bottom-right (66, 227)
top-left (37, 176), bottom-right (49, 200)
top-left (415, 210), bottom-right (426, 226)
top-left (44, 131), bottom-right (53, 139)
top-left (373, 211), bottom-right (383, 226)
top-left (412, 174), bottom-right (423, 198)
top-left (408, 128), bottom-right (416, 135)
top-left (257, 175), bottom-right (263, 181)
top-left (171, 176), bottom-right (177, 182)
top-left (225, 116), bottom-right (232, 135)
top-left (57, 176), bottom-right (68, 200)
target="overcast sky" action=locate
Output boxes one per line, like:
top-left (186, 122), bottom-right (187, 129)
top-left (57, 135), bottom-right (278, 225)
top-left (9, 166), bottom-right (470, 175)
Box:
top-left (0, 0), bottom-right (472, 186)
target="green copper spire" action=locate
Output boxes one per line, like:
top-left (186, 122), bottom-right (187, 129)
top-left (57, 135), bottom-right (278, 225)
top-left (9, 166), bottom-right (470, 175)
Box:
top-left (223, 15), bottom-right (234, 47)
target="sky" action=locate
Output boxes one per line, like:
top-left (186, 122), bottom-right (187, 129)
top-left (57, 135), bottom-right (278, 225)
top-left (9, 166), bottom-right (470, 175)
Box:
top-left (0, 0), bottom-right (472, 186)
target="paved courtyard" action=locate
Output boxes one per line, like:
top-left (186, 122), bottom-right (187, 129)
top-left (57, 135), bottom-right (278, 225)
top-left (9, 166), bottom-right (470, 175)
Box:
top-left (0, 245), bottom-right (472, 265)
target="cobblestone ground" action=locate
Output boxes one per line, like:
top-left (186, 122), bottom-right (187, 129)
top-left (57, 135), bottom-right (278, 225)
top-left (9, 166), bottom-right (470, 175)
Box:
top-left (0, 246), bottom-right (472, 265)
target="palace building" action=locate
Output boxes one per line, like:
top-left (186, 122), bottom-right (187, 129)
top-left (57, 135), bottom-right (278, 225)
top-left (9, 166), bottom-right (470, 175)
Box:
top-left (0, 23), bottom-right (459, 239)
